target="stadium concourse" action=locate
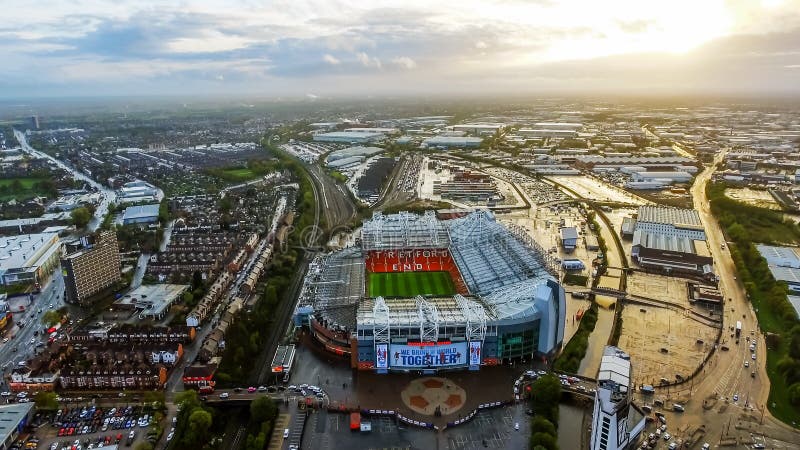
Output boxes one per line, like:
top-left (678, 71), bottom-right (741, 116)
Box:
top-left (293, 210), bottom-right (566, 374)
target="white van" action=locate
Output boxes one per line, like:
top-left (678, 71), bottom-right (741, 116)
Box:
top-left (283, 428), bottom-right (290, 438)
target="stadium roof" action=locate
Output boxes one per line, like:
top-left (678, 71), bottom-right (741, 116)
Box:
top-left (361, 211), bottom-right (450, 250)
top-left (637, 205), bottom-right (702, 227)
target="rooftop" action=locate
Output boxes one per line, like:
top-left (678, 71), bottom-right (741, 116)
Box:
top-left (0, 232), bottom-right (60, 270)
top-left (0, 402), bottom-right (33, 442)
top-left (122, 203), bottom-right (160, 221)
top-left (597, 346), bottom-right (631, 391)
top-left (637, 205), bottom-right (702, 227)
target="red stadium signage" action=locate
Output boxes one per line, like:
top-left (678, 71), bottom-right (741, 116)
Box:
top-left (407, 341), bottom-right (452, 347)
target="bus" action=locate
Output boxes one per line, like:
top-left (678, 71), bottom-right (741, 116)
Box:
top-left (735, 321), bottom-right (742, 337)
top-left (198, 386), bottom-right (214, 394)
top-left (350, 412), bottom-right (361, 431)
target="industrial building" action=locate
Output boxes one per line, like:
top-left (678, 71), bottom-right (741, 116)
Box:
top-left (560, 227), bottom-right (578, 252)
top-left (756, 244), bottom-right (800, 293)
top-left (0, 232), bottom-right (61, 286)
top-left (62, 231), bottom-right (122, 304)
top-left (423, 136), bottom-right (484, 148)
top-left (630, 171), bottom-right (692, 184)
top-left (589, 346), bottom-right (646, 450)
top-left (117, 180), bottom-right (160, 203)
top-left (313, 131), bottom-right (386, 144)
top-left (294, 210), bottom-right (565, 373)
top-left (629, 206), bottom-right (712, 277)
top-left (121, 203), bottom-right (160, 225)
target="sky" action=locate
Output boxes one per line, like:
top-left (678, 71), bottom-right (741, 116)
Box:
top-left (1, 0), bottom-right (799, 98)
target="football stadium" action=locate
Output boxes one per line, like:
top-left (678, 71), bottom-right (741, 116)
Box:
top-left (294, 210), bottom-right (566, 373)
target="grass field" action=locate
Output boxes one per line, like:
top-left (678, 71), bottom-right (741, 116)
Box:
top-left (219, 168), bottom-right (259, 182)
top-left (0, 177), bottom-right (49, 201)
top-left (368, 271), bottom-right (456, 298)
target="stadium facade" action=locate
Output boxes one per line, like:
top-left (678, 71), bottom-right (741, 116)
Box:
top-left (294, 210), bottom-right (566, 373)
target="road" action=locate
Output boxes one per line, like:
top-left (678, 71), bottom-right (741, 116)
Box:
top-left (0, 270), bottom-right (67, 385)
top-left (645, 149), bottom-right (800, 445)
top-left (13, 129), bottom-right (116, 232)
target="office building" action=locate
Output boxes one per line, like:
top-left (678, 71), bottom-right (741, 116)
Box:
top-left (590, 346), bottom-right (646, 450)
top-left (62, 231), bottom-right (121, 304)
top-left (30, 115), bottom-right (39, 130)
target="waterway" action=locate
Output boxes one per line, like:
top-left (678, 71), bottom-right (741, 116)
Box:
top-left (558, 403), bottom-right (589, 450)
top-left (577, 306), bottom-right (615, 377)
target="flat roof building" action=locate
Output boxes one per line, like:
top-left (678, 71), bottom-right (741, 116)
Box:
top-left (114, 284), bottom-right (189, 321)
top-left (0, 232), bottom-right (61, 286)
top-left (0, 402), bottom-right (34, 450)
top-left (422, 136), bottom-right (483, 148)
top-left (121, 203), bottom-right (160, 225)
top-left (590, 346), bottom-right (646, 450)
top-left (313, 131), bottom-right (385, 144)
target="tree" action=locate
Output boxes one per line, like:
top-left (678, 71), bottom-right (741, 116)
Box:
top-left (41, 310), bottom-right (62, 327)
top-left (530, 416), bottom-right (557, 436)
top-left (174, 390), bottom-right (200, 412)
top-left (70, 207), bottom-right (92, 228)
top-left (184, 409), bottom-right (212, 446)
top-left (34, 391), bottom-right (59, 410)
top-left (789, 383), bottom-right (800, 406)
top-left (530, 432), bottom-right (559, 450)
top-left (529, 374), bottom-right (562, 425)
top-left (250, 396), bottom-right (278, 424)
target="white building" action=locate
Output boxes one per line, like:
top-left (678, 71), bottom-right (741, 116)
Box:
top-left (635, 206), bottom-right (706, 241)
top-left (0, 233), bottom-right (62, 285)
top-left (590, 346), bottom-right (646, 450)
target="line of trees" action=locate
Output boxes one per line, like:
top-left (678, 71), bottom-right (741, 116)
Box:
top-left (528, 374), bottom-right (562, 450)
top-left (707, 182), bottom-right (800, 419)
top-left (553, 302), bottom-right (599, 373)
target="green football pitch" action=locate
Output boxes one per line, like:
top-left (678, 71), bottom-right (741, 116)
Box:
top-left (367, 271), bottom-right (456, 298)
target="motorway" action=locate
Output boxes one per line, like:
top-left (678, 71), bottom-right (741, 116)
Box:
top-left (13, 129), bottom-right (117, 232)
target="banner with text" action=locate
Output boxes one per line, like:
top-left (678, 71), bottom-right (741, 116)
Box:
top-left (389, 342), bottom-right (468, 368)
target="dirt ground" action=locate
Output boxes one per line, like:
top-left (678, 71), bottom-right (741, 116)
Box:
top-left (725, 187), bottom-right (781, 210)
top-left (626, 272), bottom-right (690, 306)
top-left (618, 304), bottom-right (718, 387)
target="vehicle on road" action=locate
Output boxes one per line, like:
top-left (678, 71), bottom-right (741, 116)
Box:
top-left (219, 392), bottom-right (229, 399)
top-left (247, 386), bottom-right (256, 393)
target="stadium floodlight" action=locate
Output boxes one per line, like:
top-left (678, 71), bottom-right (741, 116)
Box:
top-left (373, 296), bottom-right (391, 344)
top-left (416, 296), bottom-right (440, 343)
top-left (454, 294), bottom-right (486, 342)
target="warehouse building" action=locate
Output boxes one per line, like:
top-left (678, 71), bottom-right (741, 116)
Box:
top-left (756, 244), bottom-right (800, 293)
top-left (0, 232), bottom-right (61, 286)
top-left (313, 131), bottom-right (386, 144)
top-left (630, 206), bottom-right (712, 277)
top-left (422, 136), bottom-right (484, 148)
top-left (122, 203), bottom-right (160, 225)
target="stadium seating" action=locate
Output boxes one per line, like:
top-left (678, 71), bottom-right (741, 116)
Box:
top-left (366, 249), bottom-right (469, 294)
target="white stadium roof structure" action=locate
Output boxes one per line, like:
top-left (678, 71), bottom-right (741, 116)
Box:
top-left (361, 210), bottom-right (451, 250)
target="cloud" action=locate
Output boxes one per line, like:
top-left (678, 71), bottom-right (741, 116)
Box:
top-left (391, 56), bottom-right (417, 69)
top-left (1, 1), bottom-right (800, 97)
top-left (356, 51), bottom-right (382, 69)
top-left (323, 54), bottom-right (341, 65)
